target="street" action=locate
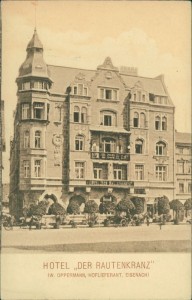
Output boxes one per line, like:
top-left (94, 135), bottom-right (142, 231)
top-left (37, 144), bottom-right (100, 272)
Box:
top-left (1, 223), bottom-right (191, 253)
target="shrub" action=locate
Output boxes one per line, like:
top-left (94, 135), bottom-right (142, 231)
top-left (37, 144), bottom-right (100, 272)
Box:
top-left (156, 196), bottom-right (170, 215)
top-left (67, 200), bottom-right (80, 214)
top-left (48, 203), bottom-right (66, 216)
top-left (99, 194), bottom-right (117, 214)
top-left (131, 197), bottom-right (144, 214)
top-left (170, 199), bottom-right (184, 211)
top-left (116, 198), bottom-right (135, 213)
top-left (84, 200), bottom-right (99, 214)
top-left (28, 200), bottom-right (48, 217)
top-left (184, 198), bottom-right (192, 211)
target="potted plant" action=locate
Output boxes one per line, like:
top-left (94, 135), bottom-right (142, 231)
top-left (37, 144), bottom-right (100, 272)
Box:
top-left (84, 200), bottom-right (99, 227)
top-left (156, 196), bottom-right (170, 225)
top-left (170, 199), bottom-right (184, 225)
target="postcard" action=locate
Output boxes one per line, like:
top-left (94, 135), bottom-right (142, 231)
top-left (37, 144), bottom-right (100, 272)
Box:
top-left (1, 1), bottom-right (191, 299)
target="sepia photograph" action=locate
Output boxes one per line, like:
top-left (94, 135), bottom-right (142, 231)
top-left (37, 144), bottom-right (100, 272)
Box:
top-left (0, 1), bottom-right (191, 299)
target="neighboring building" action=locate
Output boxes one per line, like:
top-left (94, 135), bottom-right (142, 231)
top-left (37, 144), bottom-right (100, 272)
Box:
top-left (175, 131), bottom-right (191, 204)
top-left (9, 29), bottom-right (178, 215)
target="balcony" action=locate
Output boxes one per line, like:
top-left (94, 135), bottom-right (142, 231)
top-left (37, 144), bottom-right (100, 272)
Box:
top-left (86, 180), bottom-right (134, 188)
top-left (91, 152), bottom-right (130, 161)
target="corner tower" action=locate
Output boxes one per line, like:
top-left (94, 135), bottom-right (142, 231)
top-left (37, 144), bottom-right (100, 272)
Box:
top-left (10, 30), bottom-right (53, 214)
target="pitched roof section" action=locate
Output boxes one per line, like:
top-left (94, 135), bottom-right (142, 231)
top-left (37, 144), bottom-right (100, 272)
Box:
top-left (48, 62), bottom-right (173, 105)
top-left (48, 65), bottom-right (95, 94)
top-left (175, 131), bottom-right (191, 145)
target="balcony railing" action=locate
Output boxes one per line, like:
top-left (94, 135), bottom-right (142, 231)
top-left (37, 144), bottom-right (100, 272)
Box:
top-left (86, 180), bottom-right (134, 187)
top-left (91, 152), bottom-right (130, 161)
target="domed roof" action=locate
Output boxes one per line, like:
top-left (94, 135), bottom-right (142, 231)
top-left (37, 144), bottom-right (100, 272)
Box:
top-left (27, 29), bottom-right (43, 50)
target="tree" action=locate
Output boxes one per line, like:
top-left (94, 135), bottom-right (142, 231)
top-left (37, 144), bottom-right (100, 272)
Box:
top-left (67, 200), bottom-right (80, 214)
top-left (170, 199), bottom-right (184, 224)
top-left (116, 198), bottom-right (135, 214)
top-left (48, 203), bottom-right (66, 216)
top-left (84, 200), bottom-right (99, 214)
top-left (156, 196), bottom-right (170, 215)
top-left (99, 194), bottom-right (117, 214)
top-left (131, 197), bottom-right (144, 214)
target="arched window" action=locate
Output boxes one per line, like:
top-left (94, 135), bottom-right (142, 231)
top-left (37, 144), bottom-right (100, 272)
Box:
top-left (162, 116), bottom-right (167, 131)
top-left (100, 110), bottom-right (117, 126)
top-left (102, 138), bottom-right (116, 153)
top-left (81, 107), bottom-right (87, 124)
top-left (74, 106), bottom-right (80, 123)
top-left (24, 131), bottom-right (30, 148)
top-left (156, 141), bottom-right (167, 156)
top-left (140, 113), bottom-right (146, 128)
top-left (155, 116), bottom-right (161, 130)
top-left (133, 112), bottom-right (139, 127)
top-left (75, 135), bottom-right (84, 151)
top-left (35, 131), bottom-right (41, 148)
top-left (135, 139), bottom-right (143, 154)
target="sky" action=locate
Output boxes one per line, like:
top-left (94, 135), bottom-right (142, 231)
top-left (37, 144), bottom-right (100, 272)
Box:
top-left (1, 1), bottom-right (191, 183)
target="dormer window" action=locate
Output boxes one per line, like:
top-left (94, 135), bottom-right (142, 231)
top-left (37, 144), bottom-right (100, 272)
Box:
top-left (73, 84), bottom-right (88, 96)
top-left (99, 87), bottom-right (118, 101)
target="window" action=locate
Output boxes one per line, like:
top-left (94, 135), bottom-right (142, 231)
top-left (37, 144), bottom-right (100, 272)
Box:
top-left (113, 164), bottom-right (127, 180)
top-left (73, 106), bottom-right (87, 123)
top-left (140, 113), bottom-right (146, 128)
top-left (33, 81), bottom-right (46, 90)
top-left (155, 116), bottom-right (161, 130)
top-left (156, 142), bottom-right (166, 156)
top-left (104, 115), bottom-right (112, 126)
top-left (137, 91), bottom-right (141, 101)
top-left (81, 107), bottom-right (87, 123)
top-left (99, 88), bottom-right (119, 101)
top-left (73, 84), bottom-right (88, 96)
top-left (22, 103), bottom-right (30, 119)
top-left (155, 166), bottom-right (167, 181)
top-left (93, 163), bottom-right (102, 179)
top-left (188, 183), bottom-right (192, 193)
top-left (187, 161), bottom-right (191, 173)
top-left (102, 138), bottom-right (116, 153)
top-left (75, 162), bottom-right (85, 179)
top-left (177, 161), bottom-right (184, 173)
top-left (74, 106), bottom-right (80, 123)
top-left (75, 135), bottom-right (84, 151)
top-left (179, 183), bottom-right (184, 193)
top-left (142, 95), bottom-right (145, 102)
top-left (35, 131), bottom-right (41, 148)
top-left (135, 165), bottom-right (144, 180)
top-left (33, 103), bottom-right (44, 119)
top-left (133, 93), bottom-right (136, 101)
top-left (24, 131), bottom-right (30, 148)
top-left (178, 147), bottom-right (183, 154)
top-left (162, 117), bottom-right (167, 130)
top-left (135, 139), bottom-right (143, 154)
top-left (34, 160), bottom-right (41, 177)
top-left (22, 82), bottom-right (30, 90)
top-left (24, 160), bottom-right (30, 178)
top-left (133, 112), bottom-right (139, 128)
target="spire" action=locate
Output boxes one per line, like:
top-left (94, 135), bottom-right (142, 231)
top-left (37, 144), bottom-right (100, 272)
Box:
top-left (27, 28), bottom-right (43, 50)
top-left (17, 29), bottom-right (52, 82)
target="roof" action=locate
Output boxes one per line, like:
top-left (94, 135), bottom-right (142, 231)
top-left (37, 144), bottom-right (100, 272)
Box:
top-left (48, 64), bottom-right (171, 103)
top-left (27, 29), bottom-right (43, 50)
top-left (175, 131), bottom-right (191, 145)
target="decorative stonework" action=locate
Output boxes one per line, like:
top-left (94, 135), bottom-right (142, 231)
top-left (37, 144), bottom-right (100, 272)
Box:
top-left (97, 57), bottom-right (119, 71)
top-left (52, 134), bottom-right (63, 166)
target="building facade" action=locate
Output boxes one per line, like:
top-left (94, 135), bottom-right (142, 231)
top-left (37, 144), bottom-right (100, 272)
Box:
top-left (9, 30), bottom-right (187, 215)
top-left (175, 131), bottom-right (191, 203)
